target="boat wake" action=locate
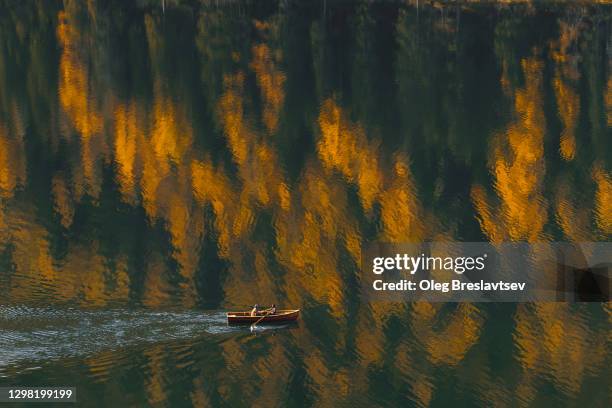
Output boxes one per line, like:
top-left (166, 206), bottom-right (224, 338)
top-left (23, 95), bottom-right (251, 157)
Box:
top-left (0, 305), bottom-right (241, 374)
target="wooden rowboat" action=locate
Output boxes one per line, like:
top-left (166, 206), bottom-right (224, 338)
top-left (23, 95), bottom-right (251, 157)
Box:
top-left (226, 309), bottom-right (300, 324)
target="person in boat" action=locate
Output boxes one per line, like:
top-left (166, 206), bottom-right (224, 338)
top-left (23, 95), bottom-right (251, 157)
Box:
top-left (260, 304), bottom-right (276, 315)
top-left (250, 304), bottom-right (260, 317)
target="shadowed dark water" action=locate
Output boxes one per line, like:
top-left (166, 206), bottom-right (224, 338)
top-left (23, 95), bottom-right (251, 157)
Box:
top-left (0, 0), bottom-right (610, 406)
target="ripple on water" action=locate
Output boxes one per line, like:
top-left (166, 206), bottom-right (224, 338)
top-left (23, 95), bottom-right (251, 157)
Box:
top-left (0, 305), bottom-right (242, 373)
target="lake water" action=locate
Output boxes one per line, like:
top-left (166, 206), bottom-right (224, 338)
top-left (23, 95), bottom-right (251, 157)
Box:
top-left (0, 1), bottom-right (610, 406)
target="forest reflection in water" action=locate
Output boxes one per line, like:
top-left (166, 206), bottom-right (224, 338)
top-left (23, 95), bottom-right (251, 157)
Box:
top-left (0, 0), bottom-right (610, 406)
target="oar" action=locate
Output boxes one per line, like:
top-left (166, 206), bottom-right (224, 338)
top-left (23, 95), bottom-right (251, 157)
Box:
top-left (250, 309), bottom-right (271, 331)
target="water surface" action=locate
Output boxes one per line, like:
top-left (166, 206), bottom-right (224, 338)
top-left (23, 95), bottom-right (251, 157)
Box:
top-left (0, 1), bottom-right (610, 406)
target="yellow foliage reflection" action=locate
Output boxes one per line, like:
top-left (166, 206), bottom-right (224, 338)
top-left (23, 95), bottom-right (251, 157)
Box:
top-left (472, 57), bottom-right (548, 242)
top-left (551, 20), bottom-right (582, 161)
top-left (553, 76), bottom-right (579, 161)
top-left (250, 32), bottom-right (286, 133)
top-left (57, 11), bottom-right (104, 140)
top-left (379, 155), bottom-right (426, 242)
top-left (0, 120), bottom-right (26, 199)
top-left (318, 98), bottom-right (383, 212)
top-left (57, 9), bottom-right (106, 199)
top-left (514, 303), bottom-right (608, 395)
top-left (592, 163), bottom-right (611, 234)
top-left (113, 102), bottom-right (143, 204)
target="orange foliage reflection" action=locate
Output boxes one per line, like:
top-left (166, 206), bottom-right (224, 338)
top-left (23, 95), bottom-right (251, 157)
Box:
top-left (472, 57), bottom-right (548, 242)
